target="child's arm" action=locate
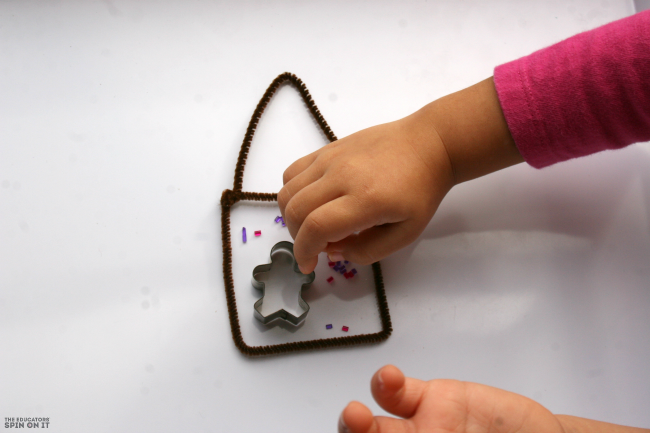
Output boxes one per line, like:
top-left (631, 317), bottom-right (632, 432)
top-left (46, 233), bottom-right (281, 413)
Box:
top-left (278, 76), bottom-right (522, 274)
top-left (279, 11), bottom-right (650, 274)
top-left (494, 10), bottom-right (650, 169)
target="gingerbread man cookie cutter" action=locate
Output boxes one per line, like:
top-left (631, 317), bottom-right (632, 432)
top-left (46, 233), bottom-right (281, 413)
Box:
top-left (251, 241), bottom-right (315, 325)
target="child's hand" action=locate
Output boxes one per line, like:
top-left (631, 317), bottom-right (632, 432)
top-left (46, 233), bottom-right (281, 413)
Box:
top-left (279, 77), bottom-right (524, 273)
top-left (338, 365), bottom-right (563, 433)
top-left (338, 365), bottom-right (647, 433)
top-left (278, 111), bottom-right (454, 274)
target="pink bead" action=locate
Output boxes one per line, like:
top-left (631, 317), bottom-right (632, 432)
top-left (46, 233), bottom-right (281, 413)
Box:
top-left (254, 230), bottom-right (261, 236)
top-left (342, 326), bottom-right (349, 332)
top-left (326, 276), bottom-right (334, 283)
top-left (328, 261), bottom-right (336, 267)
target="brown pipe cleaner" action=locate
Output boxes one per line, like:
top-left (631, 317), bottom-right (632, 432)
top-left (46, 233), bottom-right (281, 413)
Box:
top-left (220, 72), bottom-right (392, 356)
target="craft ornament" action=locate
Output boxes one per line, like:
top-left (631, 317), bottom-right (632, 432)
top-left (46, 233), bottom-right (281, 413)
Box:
top-left (220, 72), bottom-right (392, 356)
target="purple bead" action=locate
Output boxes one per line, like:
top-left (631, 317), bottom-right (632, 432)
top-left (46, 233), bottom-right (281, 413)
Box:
top-left (242, 227), bottom-right (247, 243)
top-left (344, 260), bottom-right (349, 264)
top-left (326, 324), bottom-right (333, 329)
top-left (274, 216), bottom-right (281, 223)
top-left (351, 268), bottom-right (357, 275)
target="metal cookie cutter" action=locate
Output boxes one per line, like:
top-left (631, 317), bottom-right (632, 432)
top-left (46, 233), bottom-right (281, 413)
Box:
top-left (251, 241), bottom-right (315, 325)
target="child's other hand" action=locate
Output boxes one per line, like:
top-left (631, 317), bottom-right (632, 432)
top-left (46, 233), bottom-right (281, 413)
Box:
top-left (339, 365), bottom-right (648, 433)
top-left (338, 365), bottom-right (563, 433)
top-left (278, 110), bottom-right (454, 274)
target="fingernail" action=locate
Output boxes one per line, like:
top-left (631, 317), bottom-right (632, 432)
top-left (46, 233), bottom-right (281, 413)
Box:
top-left (338, 414), bottom-right (350, 433)
top-left (298, 264), bottom-right (309, 274)
top-left (328, 252), bottom-right (344, 262)
top-left (377, 370), bottom-right (385, 391)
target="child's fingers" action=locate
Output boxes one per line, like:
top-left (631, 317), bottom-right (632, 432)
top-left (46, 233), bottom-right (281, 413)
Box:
top-left (293, 195), bottom-right (377, 273)
top-left (283, 140), bottom-right (340, 185)
top-left (370, 365), bottom-right (428, 419)
top-left (339, 401), bottom-right (374, 433)
top-left (281, 149), bottom-right (321, 185)
top-left (278, 170), bottom-right (318, 239)
top-left (326, 221), bottom-right (419, 265)
top-left (278, 158), bottom-right (330, 238)
top-left (280, 178), bottom-right (341, 240)
top-left (340, 401), bottom-right (411, 433)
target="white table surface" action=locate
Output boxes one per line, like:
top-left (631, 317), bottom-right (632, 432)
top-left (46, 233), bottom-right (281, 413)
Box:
top-left (1, 1), bottom-right (649, 432)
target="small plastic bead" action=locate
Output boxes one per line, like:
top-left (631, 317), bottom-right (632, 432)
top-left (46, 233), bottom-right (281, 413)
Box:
top-left (326, 324), bottom-right (333, 329)
top-left (344, 260), bottom-right (349, 264)
top-left (242, 227), bottom-right (247, 243)
top-left (254, 230), bottom-right (261, 236)
top-left (342, 326), bottom-right (349, 332)
top-left (351, 268), bottom-right (357, 275)
top-left (328, 261), bottom-right (336, 267)
top-left (274, 216), bottom-right (281, 223)
top-left (326, 276), bottom-right (334, 283)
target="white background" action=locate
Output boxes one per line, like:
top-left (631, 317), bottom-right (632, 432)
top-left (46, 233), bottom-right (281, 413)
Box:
top-left (1, 1), bottom-right (649, 432)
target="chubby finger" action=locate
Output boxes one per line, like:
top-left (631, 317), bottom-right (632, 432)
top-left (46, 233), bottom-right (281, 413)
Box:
top-left (326, 221), bottom-right (420, 265)
top-left (281, 178), bottom-right (341, 239)
top-left (371, 365), bottom-right (428, 419)
top-left (278, 162), bottom-right (330, 237)
top-left (340, 401), bottom-right (373, 433)
top-left (278, 167), bottom-right (322, 223)
top-left (293, 195), bottom-right (378, 273)
top-left (339, 401), bottom-right (411, 433)
top-left (282, 145), bottom-right (329, 185)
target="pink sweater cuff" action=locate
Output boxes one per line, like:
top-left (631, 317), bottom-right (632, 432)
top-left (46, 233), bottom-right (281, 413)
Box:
top-left (494, 10), bottom-right (650, 168)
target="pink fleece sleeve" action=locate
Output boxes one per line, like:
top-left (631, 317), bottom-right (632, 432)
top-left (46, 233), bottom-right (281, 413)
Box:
top-left (494, 10), bottom-right (650, 169)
